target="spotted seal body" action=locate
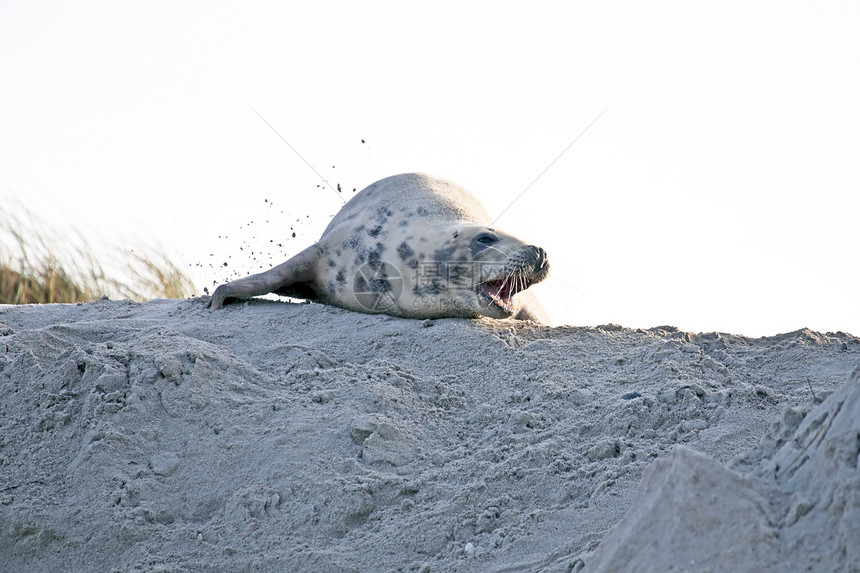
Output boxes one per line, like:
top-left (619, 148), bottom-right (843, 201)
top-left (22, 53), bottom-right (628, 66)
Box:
top-left (209, 173), bottom-right (550, 323)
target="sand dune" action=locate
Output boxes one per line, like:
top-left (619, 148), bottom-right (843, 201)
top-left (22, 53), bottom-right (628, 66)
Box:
top-left (1, 298), bottom-right (857, 572)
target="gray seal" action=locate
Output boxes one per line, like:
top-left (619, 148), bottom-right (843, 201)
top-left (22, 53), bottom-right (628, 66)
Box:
top-left (210, 173), bottom-right (550, 322)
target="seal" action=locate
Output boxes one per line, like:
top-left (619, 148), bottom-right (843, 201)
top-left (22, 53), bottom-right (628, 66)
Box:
top-left (209, 173), bottom-right (550, 323)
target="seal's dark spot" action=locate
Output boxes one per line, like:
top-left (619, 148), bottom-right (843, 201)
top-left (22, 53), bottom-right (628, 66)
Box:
top-left (368, 225), bottom-right (383, 238)
top-left (344, 235), bottom-right (363, 251)
top-left (412, 281), bottom-right (445, 295)
top-left (369, 277), bottom-right (391, 293)
top-left (354, 274), bottom-right (368, 291)
top-left (434, 245), bottom-right (457, 262)
top-left (364, 260), bottom-right (392, 293)
top-left (399, 219), bottom-right (410, 227)
top-left (397, 241), bottom-right (415, 261)
top-left (353, 261), bottom-right (403, 311)
top-left (328, 259), bottom-right (337, 268)
top-left (621, 392), bottom-right (642, 400)
top-left (368, 242), bottom-right (386, 265)
top-left (336, 268), bottom-right (347, 284)
top-left (417, 207), bottom-right (429, 217)
top-left (375, 206), bottom-right (393, 224)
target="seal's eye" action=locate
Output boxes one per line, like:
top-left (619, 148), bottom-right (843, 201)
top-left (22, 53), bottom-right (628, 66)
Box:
top-left (470, 232), bottom-right (499, 256)
top-left (475, 233), bottom-right (498, 246)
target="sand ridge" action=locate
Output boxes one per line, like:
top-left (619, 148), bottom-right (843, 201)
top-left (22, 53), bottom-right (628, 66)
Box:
top-left (0, 298), bottom-right (857, 571)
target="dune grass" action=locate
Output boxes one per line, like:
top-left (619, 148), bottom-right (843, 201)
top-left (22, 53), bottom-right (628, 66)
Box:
top-left (1, 208), bottom-right (196, 305)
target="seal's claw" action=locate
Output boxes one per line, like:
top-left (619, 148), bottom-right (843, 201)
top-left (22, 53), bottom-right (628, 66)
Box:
top-left (209, 286), bottom-right (227, 310)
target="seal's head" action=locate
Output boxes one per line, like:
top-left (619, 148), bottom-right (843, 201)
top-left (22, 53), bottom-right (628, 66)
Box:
top-left (473, 233), bottom-right (550, 318)
top-left (403, 224), bottom-right (550, 319)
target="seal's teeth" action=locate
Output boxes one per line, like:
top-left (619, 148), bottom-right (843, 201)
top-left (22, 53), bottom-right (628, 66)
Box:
top-left (481, 282), bottom-right (515, 312)
top-left (482, 278), bottom-right (521, 299)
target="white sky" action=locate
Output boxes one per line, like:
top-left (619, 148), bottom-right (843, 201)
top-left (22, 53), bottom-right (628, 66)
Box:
top-left (2, 1), bottom-right (858, 336)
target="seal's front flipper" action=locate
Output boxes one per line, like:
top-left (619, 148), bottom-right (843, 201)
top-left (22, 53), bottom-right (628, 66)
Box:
top-left (209, 244), bottom-right (320, 310)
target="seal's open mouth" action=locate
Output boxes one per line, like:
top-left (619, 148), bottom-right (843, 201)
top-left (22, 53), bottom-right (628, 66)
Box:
top-left (479, 279), bottom-right (523, 314)
top-left (477, 245), bottom-right (549, 316)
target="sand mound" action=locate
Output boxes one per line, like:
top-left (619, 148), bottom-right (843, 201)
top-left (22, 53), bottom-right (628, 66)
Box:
top-left (585, 366), bottom-right (860, 571)
top-left (1, 298), bottom-right (857, 572)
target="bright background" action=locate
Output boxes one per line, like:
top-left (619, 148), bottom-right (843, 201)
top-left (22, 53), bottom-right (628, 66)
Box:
top-left (2, 1), bottom-right (858, 336)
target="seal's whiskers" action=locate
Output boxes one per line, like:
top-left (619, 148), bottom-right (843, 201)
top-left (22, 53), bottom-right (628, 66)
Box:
top-left (483, 244), bottom-right (513, 258)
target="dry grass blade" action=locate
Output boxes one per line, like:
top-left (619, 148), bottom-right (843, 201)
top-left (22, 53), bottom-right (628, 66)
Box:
top-left (1, 205), bottom-right (196, 304)
top-left (123, 251), bottom-right (197, 301)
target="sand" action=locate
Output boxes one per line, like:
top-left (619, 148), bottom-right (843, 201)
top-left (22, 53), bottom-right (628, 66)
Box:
top-left (1, 297), bottom-right (858, 572)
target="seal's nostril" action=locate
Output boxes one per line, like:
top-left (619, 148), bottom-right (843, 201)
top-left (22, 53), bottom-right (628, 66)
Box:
top-left (528, 246), bottom-right (547, 264)
top-left (528, 246), bottom-right (549, 274)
